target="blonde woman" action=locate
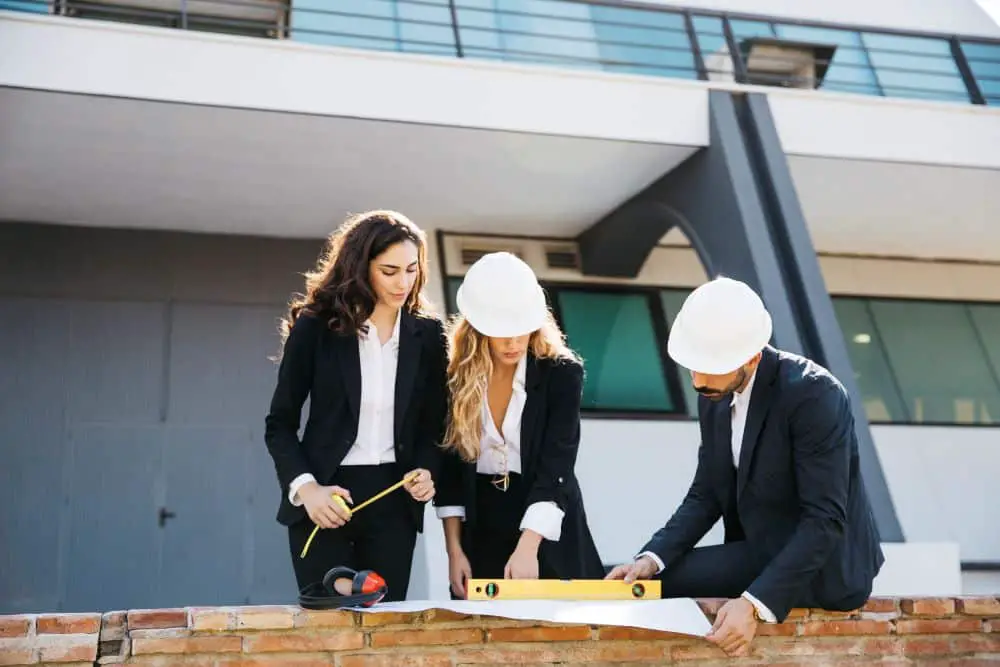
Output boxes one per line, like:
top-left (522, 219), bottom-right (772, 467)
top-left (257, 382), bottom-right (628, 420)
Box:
top-left (434, 252), bottom-right (604, 598)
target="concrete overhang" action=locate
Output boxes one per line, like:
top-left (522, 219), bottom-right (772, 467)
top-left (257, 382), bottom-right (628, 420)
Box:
top-left (0, 12), bottom-right (707, 238)
top-left (767, 92), bottom-right (1000, 262)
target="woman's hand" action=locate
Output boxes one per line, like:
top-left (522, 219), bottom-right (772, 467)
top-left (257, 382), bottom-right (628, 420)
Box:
top-left (504, 532), bottom-right (541, 579)
top-left (300, 483), bottom-right (353, 529)
top-left (404, 468), bottom-right (435, 503)
top-left (448, 548), bottom-right (473, 598)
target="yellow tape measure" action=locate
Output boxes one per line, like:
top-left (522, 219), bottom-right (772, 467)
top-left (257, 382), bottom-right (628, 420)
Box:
top-left (465, 578), bottom-right (661, 601)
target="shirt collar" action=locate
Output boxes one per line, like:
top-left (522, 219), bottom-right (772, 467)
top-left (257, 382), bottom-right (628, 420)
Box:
top-left (513, 354), bottom-right (527, 392)
top-left (730, 366), bottom-right (758, 408)
top-left (362, 312), bottom-right (402, 345)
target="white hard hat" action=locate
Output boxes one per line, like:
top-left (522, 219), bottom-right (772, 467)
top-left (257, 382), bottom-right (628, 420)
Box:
top-left (456, 252), bottom-right (548, 337)
top-left (667, 277), bottom-right (773, 375)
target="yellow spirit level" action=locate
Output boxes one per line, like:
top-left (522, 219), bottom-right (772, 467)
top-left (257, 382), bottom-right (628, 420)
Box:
top-left (465, 579), bottom-right (661, 601)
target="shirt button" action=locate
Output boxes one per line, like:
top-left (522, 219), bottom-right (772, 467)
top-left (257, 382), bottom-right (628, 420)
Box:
top-left (558, 477), bottom-right (564, 484)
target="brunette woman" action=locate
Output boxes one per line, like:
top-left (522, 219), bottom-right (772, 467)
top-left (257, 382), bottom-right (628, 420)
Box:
top-left (434, 252), bottom-right (604, 598)
top-left (265, 210), bottom-right (448, 602)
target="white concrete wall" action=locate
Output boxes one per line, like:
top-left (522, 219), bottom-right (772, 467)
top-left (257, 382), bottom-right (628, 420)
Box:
top-left (641, 0), bottom-right (1000, 38)
top-left (0, 11), bottom-right (708, 146)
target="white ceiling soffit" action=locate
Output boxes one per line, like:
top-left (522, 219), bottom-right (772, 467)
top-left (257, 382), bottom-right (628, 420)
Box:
top-left (0, 87), bottom-right (701, 239)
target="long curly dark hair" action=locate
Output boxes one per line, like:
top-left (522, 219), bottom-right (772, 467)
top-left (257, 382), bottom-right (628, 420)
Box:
top-left (278, 210), bottom-right (432, 347)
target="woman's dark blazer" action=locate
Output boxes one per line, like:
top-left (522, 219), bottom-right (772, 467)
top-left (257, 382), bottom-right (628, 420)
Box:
top-left (264, 308), bottom-right (448, 531)
top-left (435, 354), bottom-right (605, 579)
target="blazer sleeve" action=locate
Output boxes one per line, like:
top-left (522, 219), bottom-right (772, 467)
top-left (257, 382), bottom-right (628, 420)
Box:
top-left (745, 380), bottom-right (852, 622)
top-left (524, 360), bottom-right (585, 511)
top-left (414, 317), bottom-right (449, 482)
top-left (263, 313), bottom-right (321, 495)
top-left (639, 429), bottom-right (722, 569)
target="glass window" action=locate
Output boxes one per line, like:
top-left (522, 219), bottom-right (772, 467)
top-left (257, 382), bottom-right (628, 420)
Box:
top-left (773, 25), bottom-right (881, 96)
top-left (0, 1), bottom-right (48, 13)
top-left (968, 304), bottom-right (1000, 385)
top-left (862, 33), bottom-right (969, 103)
top-left (445, 277), bottom-right (462, 315)
top-left (865, 299), bottom-right (1000, 424)
top-left (556, 290), bottom-right (675, 412)
top-left (290, 0), bottom-right (455, 55)
top-left (961, 41), bottom-right (1000, 106)
top-left (660, 289), bottom-right (699, 419)
top-left (830, 299), bottom-right (908, 422)
top-left (457, 0), bottom-right (697, 79)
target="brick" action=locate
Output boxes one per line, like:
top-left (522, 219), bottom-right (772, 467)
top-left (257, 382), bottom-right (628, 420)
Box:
top-left (864, 598), bottom-right (900, 614)
top-left (808, 609), bottom-right (859, 620)
top-left (370, 627), bottom-right (483, 648)
top-left (670, 640), bottom-right (726, 661)
top-left (359, 612), bottom-right (421, 627)
top-left (596, 626), bottom-right (684, 641)
top-left (131, 635), bottom-right (242, 655)
top-left (457, 643), bottom-right (668, 663)
top-left (784, 608), bottom-right (810, 620)
top-left (422, 609), bottom-right (473, 624)
top-left (38, 636), bottom-right (98, 663)
top-left (189, 608), bottom-right (233, 632)
top-left (295, 609), bottom-right (355, 629)
top-left (37, 614), bottom-right (100, 635)
top-left (100, 612), bottom-right (126, 641)
top-left (901, 637), bottom-right (953, 656)
top-left (0, 649), bottom-right (35, 666)
top-left (957, 597), bottom-right (1000, 616)
top-left (754, 637), bottom-right (864, 657)
top-left (128, 609), bottom-right (187, 630)
top-left (340, 654), bottom-right (454, 667)
top-left (487, 624), bottom-right (590, 642)
top-left (756, 622), bottom-right (797, 637)
top-left (902, 598), bottom-right (956, 617)
top-left (800, 620), bottom-right (892, 636)
top-left (244, 630), bottom-right (363, 653)
top-left (952, 634), bottom-right (1000, 653)
top-left (236, 606), bottom-right (297, 630)
top-left (0, 616), bottom-right (33, 638)
top-left (897, 618), bottom-right (983, 634)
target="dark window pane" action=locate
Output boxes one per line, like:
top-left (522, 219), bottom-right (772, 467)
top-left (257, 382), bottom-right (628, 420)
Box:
top-left (445, 277), bottom-right (462, 315)
top-left (968, 305), bottom-right (1000, 390)
top-left (831, 299), bottom-right (908, 422)
top-left (557, 291), bottom-right (673, 411)
top-left (660, 289), bottom-right (698, 418)
top-left (867, 300), bottom-right (1000, 424)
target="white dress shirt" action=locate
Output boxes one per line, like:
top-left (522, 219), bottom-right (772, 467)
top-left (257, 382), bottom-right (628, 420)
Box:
top-left (287, 315), bottom-right (400, 506)
top-left (436, 355), bottom-right (566, 541)
top-left (637, 369), bottom-right (777, 622)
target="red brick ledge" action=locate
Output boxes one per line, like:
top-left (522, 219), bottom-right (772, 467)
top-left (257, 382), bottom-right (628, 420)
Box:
top-left (0, 596), bottom-right (997, 666)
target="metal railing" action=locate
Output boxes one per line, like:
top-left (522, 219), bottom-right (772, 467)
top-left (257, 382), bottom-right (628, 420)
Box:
top-left (4, 0), bottom-right (999, 105)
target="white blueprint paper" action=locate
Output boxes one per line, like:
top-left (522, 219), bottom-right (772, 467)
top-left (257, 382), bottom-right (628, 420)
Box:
top-left (356, 598), bottom-right (712, 637)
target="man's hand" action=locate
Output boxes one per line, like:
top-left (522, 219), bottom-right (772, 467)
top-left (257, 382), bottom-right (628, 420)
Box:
top-left (403, 468), bottom-right (435, 503)
top-left (705, 597), bottom-right (758, 657)
top-left (604, 555), bottom-right (658, 583)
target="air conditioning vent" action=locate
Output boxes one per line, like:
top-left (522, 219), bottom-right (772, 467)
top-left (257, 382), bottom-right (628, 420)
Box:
top-left (459, 245), bottom-right (523, 266)
top-left (544, 245), bottom-right (580, 270)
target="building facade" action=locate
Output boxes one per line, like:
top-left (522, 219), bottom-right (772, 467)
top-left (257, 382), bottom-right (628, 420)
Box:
top-left (1, 0), bottom-right (998, 613)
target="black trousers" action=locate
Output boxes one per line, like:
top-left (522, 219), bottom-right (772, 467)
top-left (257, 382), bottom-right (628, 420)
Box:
top-left (656, 541), bottom-right (868, 612)
top-left (467, 473), bottom-right (559, 579)
top-left (287, 464), bottom-right (417, 602)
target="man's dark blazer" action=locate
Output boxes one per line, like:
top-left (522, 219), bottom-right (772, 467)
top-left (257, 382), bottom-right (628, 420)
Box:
top-left (435, 355), bottom-right (605, 580)
top-left (264, 308), bottom-right (448, 530)
top-left (641, 345), bottom-right (885, 622)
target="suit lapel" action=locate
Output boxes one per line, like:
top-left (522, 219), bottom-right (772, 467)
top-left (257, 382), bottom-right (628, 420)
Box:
top-left (736, 346), bottom-right (778, 499)
top-left (519, 355), bottom-right (543, 469)
top-left (393, 312), bottom-right (421, 442)
top-left (337, 330), bottom-right (362, 425)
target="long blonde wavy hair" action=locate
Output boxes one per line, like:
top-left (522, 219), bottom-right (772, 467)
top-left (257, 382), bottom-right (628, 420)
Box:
top-left (442, 310), bottom-right (581, 463)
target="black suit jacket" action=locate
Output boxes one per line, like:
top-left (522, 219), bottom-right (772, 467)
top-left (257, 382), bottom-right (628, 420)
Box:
top-left (264, 309), bottom-right (448, 530)
top-left (642, 346), bottom-right (885, 622)
top-left (434, 355), bottom-right (605, 580)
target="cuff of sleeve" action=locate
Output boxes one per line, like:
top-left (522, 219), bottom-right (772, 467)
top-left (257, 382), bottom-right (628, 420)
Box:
top-left (636, 551), bottom-right (666, 574)
top-left (520, 501), bottom-right (565, 541)
top-left (288, 473), bottom-right (316, 506)
top-left (742, 591), bottom-right (777, 623)
top-left (436, 506), bottom-right (466, 520)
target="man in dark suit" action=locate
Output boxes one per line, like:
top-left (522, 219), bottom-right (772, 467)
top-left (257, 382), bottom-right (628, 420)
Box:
top-left (607, 277), bottom-right (884, 657)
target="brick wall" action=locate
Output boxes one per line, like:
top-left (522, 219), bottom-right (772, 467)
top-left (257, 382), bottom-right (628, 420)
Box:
top-left (1, 597), bottom-right (998, 666)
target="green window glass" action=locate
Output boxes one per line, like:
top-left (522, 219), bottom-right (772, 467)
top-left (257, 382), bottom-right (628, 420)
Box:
top-left (556, 290), bottom-right (673, 412)
top-left (660, 289), bottom-right (699, 419)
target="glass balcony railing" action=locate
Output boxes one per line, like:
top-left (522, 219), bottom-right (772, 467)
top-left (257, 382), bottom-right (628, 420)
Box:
top-left (4, 0), bottom-right (999, 106)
